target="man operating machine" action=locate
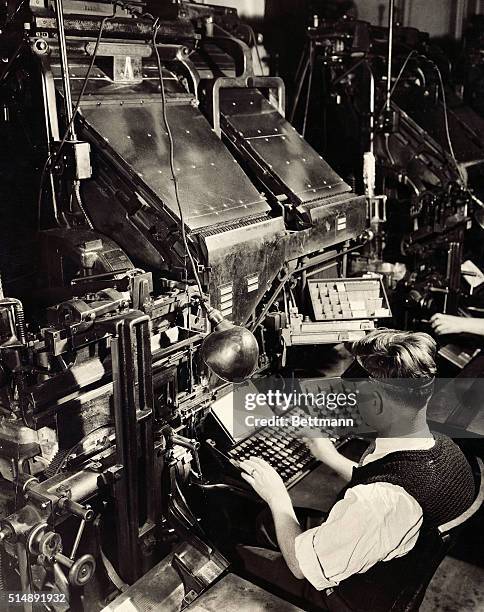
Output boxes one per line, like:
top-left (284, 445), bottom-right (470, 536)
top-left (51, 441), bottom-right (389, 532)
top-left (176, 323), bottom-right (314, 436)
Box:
top-left (0, 1), bottom-right (481, 611)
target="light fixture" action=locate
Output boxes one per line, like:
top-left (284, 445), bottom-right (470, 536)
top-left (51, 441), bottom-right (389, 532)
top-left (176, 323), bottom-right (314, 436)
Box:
top-left (201, 305), bottom-right (259, 383)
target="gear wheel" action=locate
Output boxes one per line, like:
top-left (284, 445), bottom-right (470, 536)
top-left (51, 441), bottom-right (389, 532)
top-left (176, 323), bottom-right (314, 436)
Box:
top-left (44, 448), bottom-right (72, 479)
top-left (44, 424), bottom-right (114, 480)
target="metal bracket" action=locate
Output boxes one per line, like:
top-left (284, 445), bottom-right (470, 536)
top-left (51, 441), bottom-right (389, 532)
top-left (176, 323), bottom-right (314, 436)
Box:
top-left (172, 552), bottom-right (205, 601)
top-left (212, 75), bottom-right (286, 138)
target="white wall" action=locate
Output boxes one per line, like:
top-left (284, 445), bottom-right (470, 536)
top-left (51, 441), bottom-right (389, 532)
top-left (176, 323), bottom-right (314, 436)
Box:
top-left (351, 0), bottom-right (453, 38)
top-left (203, 0), bottom-right (457, 39)
top-left (200, 0), bottom-right (265, 18)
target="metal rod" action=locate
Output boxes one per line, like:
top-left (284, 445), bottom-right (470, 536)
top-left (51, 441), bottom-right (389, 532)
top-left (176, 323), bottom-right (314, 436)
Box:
top-left (302, 45), bottom-right (315, 137)
top-left (385, 0), bottom-right (395, 112)
top-left (454, 0), bottom-right (467, 40)
top-left (53, 562), bottom-right (70, 598)
top-left (53, 0), bottom-right (76, 140)
top-left (290, 47), bottom-right (311, 123)
top-left (70, 519), bottom-right (86, 560)
top-left (0, 40), bottom-right (24, 84)
top-left (367, 64), bottom-right (375, 153)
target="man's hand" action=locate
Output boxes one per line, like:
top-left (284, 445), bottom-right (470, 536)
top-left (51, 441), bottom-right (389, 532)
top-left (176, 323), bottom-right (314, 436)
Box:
top-left (239, 457), bottom-right (289, 507)
top-left (430, 313), bottom-right (466, 336)
top-left (304, 436), bottom-right (356, 482)
top-left (304, 436), bottom-right (339, 463)
top-left (240, 458), bottom-right (304, 579)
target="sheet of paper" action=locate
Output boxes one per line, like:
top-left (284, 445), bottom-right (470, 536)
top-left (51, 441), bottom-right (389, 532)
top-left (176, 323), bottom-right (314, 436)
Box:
top-left (461, 260), bottom-right (484, 289)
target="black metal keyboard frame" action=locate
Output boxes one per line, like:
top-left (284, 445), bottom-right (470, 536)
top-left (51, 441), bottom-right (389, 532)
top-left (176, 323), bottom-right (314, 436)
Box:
top-left (226, 413), bottom-right (350, 489)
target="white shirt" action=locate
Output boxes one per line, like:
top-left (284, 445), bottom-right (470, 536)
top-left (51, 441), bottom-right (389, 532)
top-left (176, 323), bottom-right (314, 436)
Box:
top-left (294, 435), bottom-right (436, 591)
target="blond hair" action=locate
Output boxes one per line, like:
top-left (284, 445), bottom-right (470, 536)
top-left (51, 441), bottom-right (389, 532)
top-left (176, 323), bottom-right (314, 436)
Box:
top-left (351, 329), bottom-right (437, 379)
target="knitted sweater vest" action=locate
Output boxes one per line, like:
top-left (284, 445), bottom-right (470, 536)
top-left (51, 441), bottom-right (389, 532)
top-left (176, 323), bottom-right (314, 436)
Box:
top-left (330, 434), bottom-right (475, 612)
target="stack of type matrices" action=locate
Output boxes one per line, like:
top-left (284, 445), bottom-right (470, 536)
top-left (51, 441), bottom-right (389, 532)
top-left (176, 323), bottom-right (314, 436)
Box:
top-left (309, 277), bottom-right (391, 321)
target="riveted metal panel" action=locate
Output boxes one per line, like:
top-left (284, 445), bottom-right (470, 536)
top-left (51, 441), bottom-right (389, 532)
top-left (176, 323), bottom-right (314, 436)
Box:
top-left (204, 217), bottom-right (286, 324)
top-left (219, 88), bottom-right (350, 205)
top-left (80, 101), bottom-right (269, 231)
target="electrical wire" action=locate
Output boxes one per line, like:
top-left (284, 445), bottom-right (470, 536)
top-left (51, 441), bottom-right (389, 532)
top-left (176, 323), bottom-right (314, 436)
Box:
top-left (73, 180), bottom-right (93, 228)
top-left (376, 49), bottom-right (465, 185)
top-left (377, 48), bottom-right (417, 117)
top-left (388, 49), bottom-right (418, 99)
top-left (430, 59), bottom-right (466, 183)
top-left (151, 19), bottom-right (205, 301)
top-left (37, 10), bottom-right (116, 228)
top-left (3, 0), bottom-right (27, 27)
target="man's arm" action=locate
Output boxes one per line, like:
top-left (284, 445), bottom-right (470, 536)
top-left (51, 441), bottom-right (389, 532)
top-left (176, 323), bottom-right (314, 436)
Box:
top-left (430, 313), bottom-right (484, 337)
top-left (304, 437), bottom-right (356, 481)
top-left (240, 457), bottom-right (304, 579)
top-left (294, 483), bottom-right (423, 590)
top-left (269, 495), bottom-right (304, 579)
top-left (239, 460), bottom-right (424, 591)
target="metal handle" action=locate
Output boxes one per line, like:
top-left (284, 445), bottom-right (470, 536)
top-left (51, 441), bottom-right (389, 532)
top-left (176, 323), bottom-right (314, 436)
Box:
top-left (212, 75), bottom-right (286, 138)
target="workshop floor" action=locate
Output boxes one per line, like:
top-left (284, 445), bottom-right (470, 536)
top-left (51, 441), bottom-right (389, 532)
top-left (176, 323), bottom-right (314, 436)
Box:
top-left (421, 556), bottom-right (484, 611)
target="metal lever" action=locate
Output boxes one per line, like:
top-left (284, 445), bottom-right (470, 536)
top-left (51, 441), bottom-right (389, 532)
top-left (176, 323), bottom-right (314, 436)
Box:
top-left (170, 432), bottom-right (203, 479)
top-left (58, 498), bottom-right (94, 522)
top-left (172, 553), bottom-right (205, 606)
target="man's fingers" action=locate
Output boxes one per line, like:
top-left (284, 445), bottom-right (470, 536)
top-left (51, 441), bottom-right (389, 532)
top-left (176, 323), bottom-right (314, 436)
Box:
top-left (251, 456), bottom-right (270, 467)
top-left (240, 473), bottom-right (255, 485)
top-left (239, 458), bottom-right (260, 474)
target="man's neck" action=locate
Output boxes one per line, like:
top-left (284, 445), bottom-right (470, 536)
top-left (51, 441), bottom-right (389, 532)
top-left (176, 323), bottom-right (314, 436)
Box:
top-left (378, 415), bottom-right (432, 438)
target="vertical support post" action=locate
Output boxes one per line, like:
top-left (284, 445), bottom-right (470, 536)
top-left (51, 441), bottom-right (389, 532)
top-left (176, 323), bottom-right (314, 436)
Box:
top-left (385, 0), bottom-right (395, 113)
top-left (110, 312), bottom-right (155, 584)
top-left (368, 66), bottom-right (375, 154)
top-left (454, 0), bottom-right (468, 39)
top-left (446, 241), bottom-right (462, 313)
top-left (302, 44), bottom-right (315, 137)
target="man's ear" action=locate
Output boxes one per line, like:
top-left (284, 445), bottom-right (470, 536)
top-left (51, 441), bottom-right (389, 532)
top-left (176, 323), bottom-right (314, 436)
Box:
top-left (357, 382), bottom-right (382, 413)
top-left (372, 390), bottom-right (384, 415)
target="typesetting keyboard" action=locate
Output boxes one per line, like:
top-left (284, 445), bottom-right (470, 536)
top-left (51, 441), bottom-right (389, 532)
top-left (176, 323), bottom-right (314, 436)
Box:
top-left (210, 380), bottom-right (359, 488)
top-left (225, 399), bottom-right (354, 487)
top-left (228, 423), bottom-right (318, 487)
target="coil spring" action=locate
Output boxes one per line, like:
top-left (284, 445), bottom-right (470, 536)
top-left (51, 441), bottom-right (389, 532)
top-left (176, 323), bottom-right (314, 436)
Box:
top-left (0, 298), bottom-right (26, 344)
top-left (0, 547), bottom-right (5, 591)
top-left (13, 303), bottom-right (26, 345)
